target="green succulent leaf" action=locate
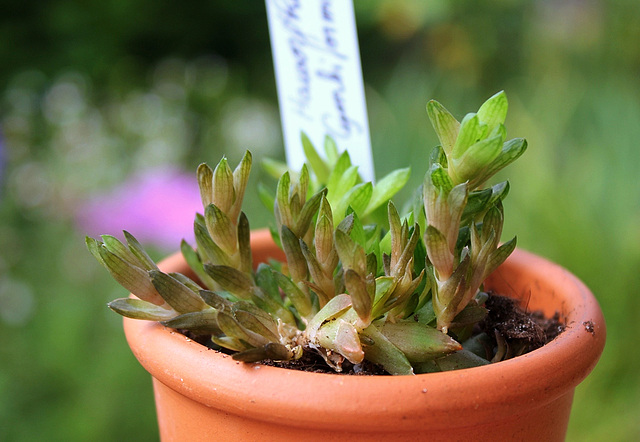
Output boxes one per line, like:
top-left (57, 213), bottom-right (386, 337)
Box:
top-left (212, 157), bottom-right (235, 213)
top-left (123, 231), bottom-right (158, 271)
top-left (461, 332), bottom-right (493, 360)
top-left (197, 163), bottom-right (214, 208)
top-left (462, 189), bottom-right (492, 223)
top-left (484, 236), bottom-right (517, 279)
top-left (299, 239), bottom-right (331, 305)
top-left (233, 342), bottom-right (294, 362)
top-left (470, 220), bottom-right (483, 257)
top-left (426, 99), bottom-right (460, 155)
top-left (360, 324), bottom-right (414, 375)
top-left (335, 182), bottom-right (373, 221)
top-left (217, 312), bottom-right (269, 348)
top-left (280, 225), bottom-right (308, 283)
top-left (98, 246), bottom-right (164, 305)
top-left (350, 209), bottom-right (369, 247)
top-left (107, 298), bottom-right (176, 321)
top-left (366, 252), bottom-right (378, 277)
top-left (237, 212), bottom-right (252, 274)
top-left (205, 204), bottom-right (237, 255)
top-left (211, 335), bottom-right (250, 352)
top-left (254, 264), bottom-right (283, 304)
top-left (316, 317), bottom-right (364, 364)
top-left (413, 299), bottom-right (436, 325)
top-left (434, 349), bottom-right (490, 371)
top-left (392, 224), bottom-right (420, 277)
top-left (426, 163), bottom-right (453, 194)
top-left (275, 171), bottom-right (292, 228)
top-left (425, 225), bottom-right (452, 279)
top-left (380, 321), bottom-right (462, 362)
top-left (344, 269), bottom-right (373, 324)
top-left (250, 287), bottom-right (297, 325)
top-left (295, 164), bottom-right (310, 205)
top-left (169, 272), bottom-right (203, 294)
top-left (477, 90), bottom-right (508, 132)
top-left (231, 150), bottom-right (253, 220)
top-left (488, 181), bottom-right (510, 205)
top-left (85, 236), bottom-right (104, 265)
top-left (314, 200), bottom-right (336, 267)
top-left (429, 145), bottom-right (448, 168)
top-left (203, 264), bottom-right (254, 299)
top-left (489, 122), bottom-right (507, 140)
top-left (326, 151), bottom-right (353, 198)
top-left (324, 135), bottom-right (339, 164)
top-left (149, 270), bottom-right (208, 313)
top-left (307, 293), bottom-right (352, 335)
top-left (294, 189), bottom-right (326, 238)
top-left (101, 234), bottom-right (139, 267)
top-left (481, 204), bottom-right (504, 245)
top-left (365, 167), bottom-right (411, 216)
top-left (388, 201), bottom-right (402, 262)
top-left (372, 276), bottom-right (396, 308)
top-left (199, 289), bottom-right (234, 311)
top-left (233, 300), bottom-right (280, 329)
top-left (452, 113), bottom-right (482, 159)
top-left (272, 271), bottom-right (312, 318)
top-left (434, 252), bottom-right (471, 332)
top-left (479, 138), bottom-right (528, 184)
top-left (233, 310), bottom-right (279, 342)
top-left (412, 234), bottom-right (427, 276)
top-left (451, 135), bottom-right (503, 184)
top-left (329, 165), bottom-right (360, 210)
top-left (411, 360), bottom-right (440, 374)
top-left (301, 132), bottom-right (330, 183)
top-left (449, 302), bottom-right (488, 328)
top-left (194, 221), bottom-right (231, 267)
top-left (336, 212), bottom-right (354, 235)
top-left (447, 181), bottom-right (469, 234)
top-left (162, 310), bottom-right (221, 334)
top-left (334, 228), bottom-right (366, 274)
top-left (461, 181), bottom-right (510, 225)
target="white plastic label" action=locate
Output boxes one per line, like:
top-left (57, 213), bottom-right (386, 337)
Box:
top-left (265, 0), bottom-right (375, 181)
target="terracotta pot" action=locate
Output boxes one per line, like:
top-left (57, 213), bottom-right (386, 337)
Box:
top-left (123, 228), bottom-right (605, 441)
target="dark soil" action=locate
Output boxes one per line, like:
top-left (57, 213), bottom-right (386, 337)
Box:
top-left (477, 293), bottom-right (565, 362)
top-left (260, 351), bottom-right (389, 375)
top-left (181, 292), bottom-right (564, 375)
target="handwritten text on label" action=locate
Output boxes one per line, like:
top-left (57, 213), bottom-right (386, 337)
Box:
top-left (265, 0), bottom-right (374, 181)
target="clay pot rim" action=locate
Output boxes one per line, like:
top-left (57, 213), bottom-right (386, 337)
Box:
top-left (123, 230), bottom-right (606, 432)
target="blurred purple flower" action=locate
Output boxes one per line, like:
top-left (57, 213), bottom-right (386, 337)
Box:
top-left (77, 168), bottom-right (202, 250)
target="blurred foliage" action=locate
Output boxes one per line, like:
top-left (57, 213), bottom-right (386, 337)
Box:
top-left (1, 0), bottom-right (639, 440)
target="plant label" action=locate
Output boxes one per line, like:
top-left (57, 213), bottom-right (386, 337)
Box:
top-left (265, 0), bottom-right (375, 181)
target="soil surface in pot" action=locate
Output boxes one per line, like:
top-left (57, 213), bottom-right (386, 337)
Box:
top-left (182, 292), bottom-right (564, 375)
top-left (477, 293), bottom-right (564, 362)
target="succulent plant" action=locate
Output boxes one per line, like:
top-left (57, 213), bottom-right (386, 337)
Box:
top-left (87, 91), bottom-right (527, 375)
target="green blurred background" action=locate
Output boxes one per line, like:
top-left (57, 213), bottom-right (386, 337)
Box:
top-left (1, 1), bottom-right (638, 440)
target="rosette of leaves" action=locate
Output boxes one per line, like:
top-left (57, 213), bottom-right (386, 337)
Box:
top-left (87, 91), bottom-right (527, 375)
top-left (421, 91), bottom-right (527, 333)
top-left (260, 133), bottom-right (411, 226)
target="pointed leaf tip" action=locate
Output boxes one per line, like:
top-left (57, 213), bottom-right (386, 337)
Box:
top-left (477, 91), bottom-right (508, 131)
top-left (427, 100), bottom-right (460, 155)
top-left (301, 132), bottom-right (331, 183)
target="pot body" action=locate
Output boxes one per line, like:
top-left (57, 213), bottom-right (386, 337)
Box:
top-left (123, 229), bottom-right (605, 441)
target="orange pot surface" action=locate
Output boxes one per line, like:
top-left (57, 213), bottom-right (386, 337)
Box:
top-left (123, 229), bottom-right (606, 441)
